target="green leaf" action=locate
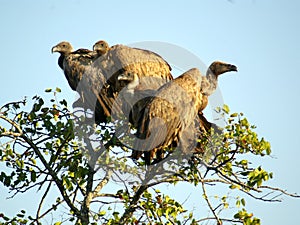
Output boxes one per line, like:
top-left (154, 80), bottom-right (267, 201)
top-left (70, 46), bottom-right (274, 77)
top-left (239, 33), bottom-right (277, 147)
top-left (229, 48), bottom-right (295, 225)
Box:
top-left (30, 158), bottom-right (37, 165)
top-left (45, 88), bottom-right (52, 93)
top-left (41, 107), bottom-right (49, 113)
top-left (55, 87), bottom-right (62, 93)
top-left (241, 198), bottom-right (246, 206)
top-left (222, 104), bottom-right (230, 114)
top-left (31, 171), bottom-right (37, 182)
top-left (59, 99), bottom-right (68, 107)
top-left (99, 210), bottom-right (106, 216)
top-left (230, 112), bottom-right (238, 117)
top-left (241, 118), bottom-right (249, 127)
top-left (3, 216), bottom-right (10, 221)
top-left (240, 160), bottom-right (248, 165)
top-left (16, 160), bottom-right (24, 169)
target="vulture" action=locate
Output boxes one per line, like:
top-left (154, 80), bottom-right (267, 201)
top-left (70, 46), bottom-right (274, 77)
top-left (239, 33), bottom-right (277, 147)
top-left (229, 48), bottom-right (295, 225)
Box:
top-left (51, 41), bottom-right (96, 91)
top-left (52, 41), bottom-right (108, 123)
top-left (132, 61), bottom-right (237, 165)
top-left (52, 41), bottom-right (173, 123)
top-left (87, 42), bottom-right (174, 123)
top-left (93, 40), bottom-right (110, 56)
top-left (117, 73), bottom-right (157, 127)
top-left (90, 42), bottom-right (174, 123)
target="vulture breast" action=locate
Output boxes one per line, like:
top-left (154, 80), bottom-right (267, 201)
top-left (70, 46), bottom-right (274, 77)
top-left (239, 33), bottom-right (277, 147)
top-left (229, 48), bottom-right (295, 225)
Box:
top-left (133, 68), bottom-right (206, 164)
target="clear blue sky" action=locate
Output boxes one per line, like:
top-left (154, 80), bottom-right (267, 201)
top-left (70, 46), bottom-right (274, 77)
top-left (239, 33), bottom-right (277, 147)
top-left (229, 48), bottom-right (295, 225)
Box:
top-left (0, 0), bottom-right (299, 224)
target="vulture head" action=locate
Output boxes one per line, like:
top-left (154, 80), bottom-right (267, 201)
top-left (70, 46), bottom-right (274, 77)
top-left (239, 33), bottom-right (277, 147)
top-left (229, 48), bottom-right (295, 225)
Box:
top-left (202, 61), bottom-right (238, 96)
top-left (117, 73), bottom-right (139, 94)
top-left (51, 41), bottom-right (73, 55)
top-left (207, 61), bottom-right (238, 77)
top-left (93, 40), bottom-right (110, 56)
top-left (117, 72), bottom-right (158, 98)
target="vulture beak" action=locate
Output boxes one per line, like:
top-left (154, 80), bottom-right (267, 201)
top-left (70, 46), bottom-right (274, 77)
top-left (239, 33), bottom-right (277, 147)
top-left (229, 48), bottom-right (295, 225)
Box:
top-left (51, 46), bottom-right (58, 54)
top-left (93, 43), bottom-right (101, 51)
top-left (229, 64), bottom-right (238, 72)
top-left (118, 73), bottom-right (131, 81)
top-left (92, 44), bottom-right (96, 51)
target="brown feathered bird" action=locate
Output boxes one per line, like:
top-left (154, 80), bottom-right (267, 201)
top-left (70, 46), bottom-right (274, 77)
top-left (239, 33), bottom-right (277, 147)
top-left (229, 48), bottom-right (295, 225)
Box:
top-left (93, 40), bottom-right (110, 56)
top-left (133, 61), bottom-right (237, 165)
top-left (52, 41), bottom-right (108, 123)
top-left (85, 42), bottom-right (174, 123)
top-left (117, 72), bottom-right (157, 127)
top-left (51, 41), bottom-right (96, 91)
top-left (52, 41), bottom-right (173, 123)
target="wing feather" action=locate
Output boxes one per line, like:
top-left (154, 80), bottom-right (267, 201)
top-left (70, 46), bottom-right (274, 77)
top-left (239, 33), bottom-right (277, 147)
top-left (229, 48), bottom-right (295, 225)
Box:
top-left (73, 44), bottom-right (173, 123)
top-left (63, 49), bottom-right (95, 90)
top-left (133, 68), bottom-right (204, 164)
top-left (86, 44), bottom-right (173, 122)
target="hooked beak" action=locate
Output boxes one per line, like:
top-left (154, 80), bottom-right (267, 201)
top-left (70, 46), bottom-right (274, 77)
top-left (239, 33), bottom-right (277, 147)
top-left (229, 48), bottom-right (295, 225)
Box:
top-left (51, 46), bottom-right (58, 54)
top-left (92, 44), bottom-right (97, 52)
top-left (229, 64), bottom-right (238, 72)
top-left (118, 73), bottom-right (131, 81)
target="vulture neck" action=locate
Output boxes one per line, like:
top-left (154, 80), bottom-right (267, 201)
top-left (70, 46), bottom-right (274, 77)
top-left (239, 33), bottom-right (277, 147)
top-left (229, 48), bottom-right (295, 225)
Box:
top-left (58, 55), bottom-right (65, 70)
top-left (204, 69), bottom-right (218, 96)
top-left (126, 74), bottom-right (139, 95)
top-left (58, 51), bottom-right (72, 70)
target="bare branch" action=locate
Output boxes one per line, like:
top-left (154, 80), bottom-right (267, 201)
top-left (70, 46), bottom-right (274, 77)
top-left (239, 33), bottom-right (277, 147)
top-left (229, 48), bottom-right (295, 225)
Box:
top-left (199, 171), bottom-right (222, 225)
top-left (36, 181), bottom-right (52, 221)
top-left (197, 217), bottom-right (242, 224)
top-left (92, 169), bottom-right (113, 198)
top-left (20, 134), bottom-right (81, 219)
top-left (260, 185), bottom-right (300, 198)
top-left (0, 115), bottom-right (23, 135)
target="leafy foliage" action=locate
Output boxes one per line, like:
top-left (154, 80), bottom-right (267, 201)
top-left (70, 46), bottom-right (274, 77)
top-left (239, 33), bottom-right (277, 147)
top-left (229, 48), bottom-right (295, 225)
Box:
top-left (0, 90), bottom-right (298, 225)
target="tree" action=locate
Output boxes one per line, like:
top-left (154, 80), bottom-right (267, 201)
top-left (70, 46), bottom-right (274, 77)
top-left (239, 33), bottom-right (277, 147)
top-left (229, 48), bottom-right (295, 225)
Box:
top-left (0, 88), bottom-right (298, 225)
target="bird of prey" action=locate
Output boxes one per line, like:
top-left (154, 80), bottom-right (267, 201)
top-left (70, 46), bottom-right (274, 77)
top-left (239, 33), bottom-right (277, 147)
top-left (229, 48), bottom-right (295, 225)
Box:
top-left (200, 61), bottom-right (238, 111)
top-left (132, 61), bottom-right (237, 165)
top-left (93, 40), bottom-right (110, 56)
top-left (51, 41), bottom-right (96, 91)
top-left (52, 41), bottom-right (174, 123)
top-left (52, 41), bottom-right (109, 123)
top-left (117, 72), bottom-right (157, 127)
top-left (78, 42), bottom-right (174, 123)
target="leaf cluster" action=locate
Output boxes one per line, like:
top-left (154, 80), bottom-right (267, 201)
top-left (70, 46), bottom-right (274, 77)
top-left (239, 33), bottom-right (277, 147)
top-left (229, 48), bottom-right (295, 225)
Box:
top-left (0, 93), bottom-right (298, 225)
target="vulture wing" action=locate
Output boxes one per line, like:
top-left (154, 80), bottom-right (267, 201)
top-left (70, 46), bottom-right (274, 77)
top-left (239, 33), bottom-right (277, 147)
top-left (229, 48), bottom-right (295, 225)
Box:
top-left (82, 44), bottom-right (173, 123)
top-left (62, 49), bottom-right (96, 91)
top-left (133, 68), bottom-right (206, 164)
top-left (97, 44), bottom-right (173, 91)
top-left (53, 42), bottom-right (173, 123)
top-left (52, 42), bottom-right (106, 122)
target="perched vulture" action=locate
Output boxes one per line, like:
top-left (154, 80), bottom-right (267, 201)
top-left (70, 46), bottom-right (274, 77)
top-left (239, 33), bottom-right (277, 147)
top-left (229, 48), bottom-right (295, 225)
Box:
top-left (52, 41), bottom-right (108, 123)
top-left (200, 61), bottom-right (238, 111)
top-left (93, 40), bottom-right (110, 56)
top-left (52, 41), bottom-right (173, 123)
top-left (82, 42), bottom-right (174, 123)
top-left (132, 61), bottom-right (237, 165)
top-left (51, 41), bottom-right (96, 91)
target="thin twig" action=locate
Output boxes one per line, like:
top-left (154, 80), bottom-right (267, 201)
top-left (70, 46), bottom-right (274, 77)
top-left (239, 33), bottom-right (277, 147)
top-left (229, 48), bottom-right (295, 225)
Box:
top-left (20, 134), bottom-right (81, 218)
top-left (36, 181), bottom-right (52, 221)
top-left (196, 217), bottom-right (242, 224)
top-left (199, 171), bottom-right (222, 225)
top-left (260, 186), bottom-right (300, 198)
